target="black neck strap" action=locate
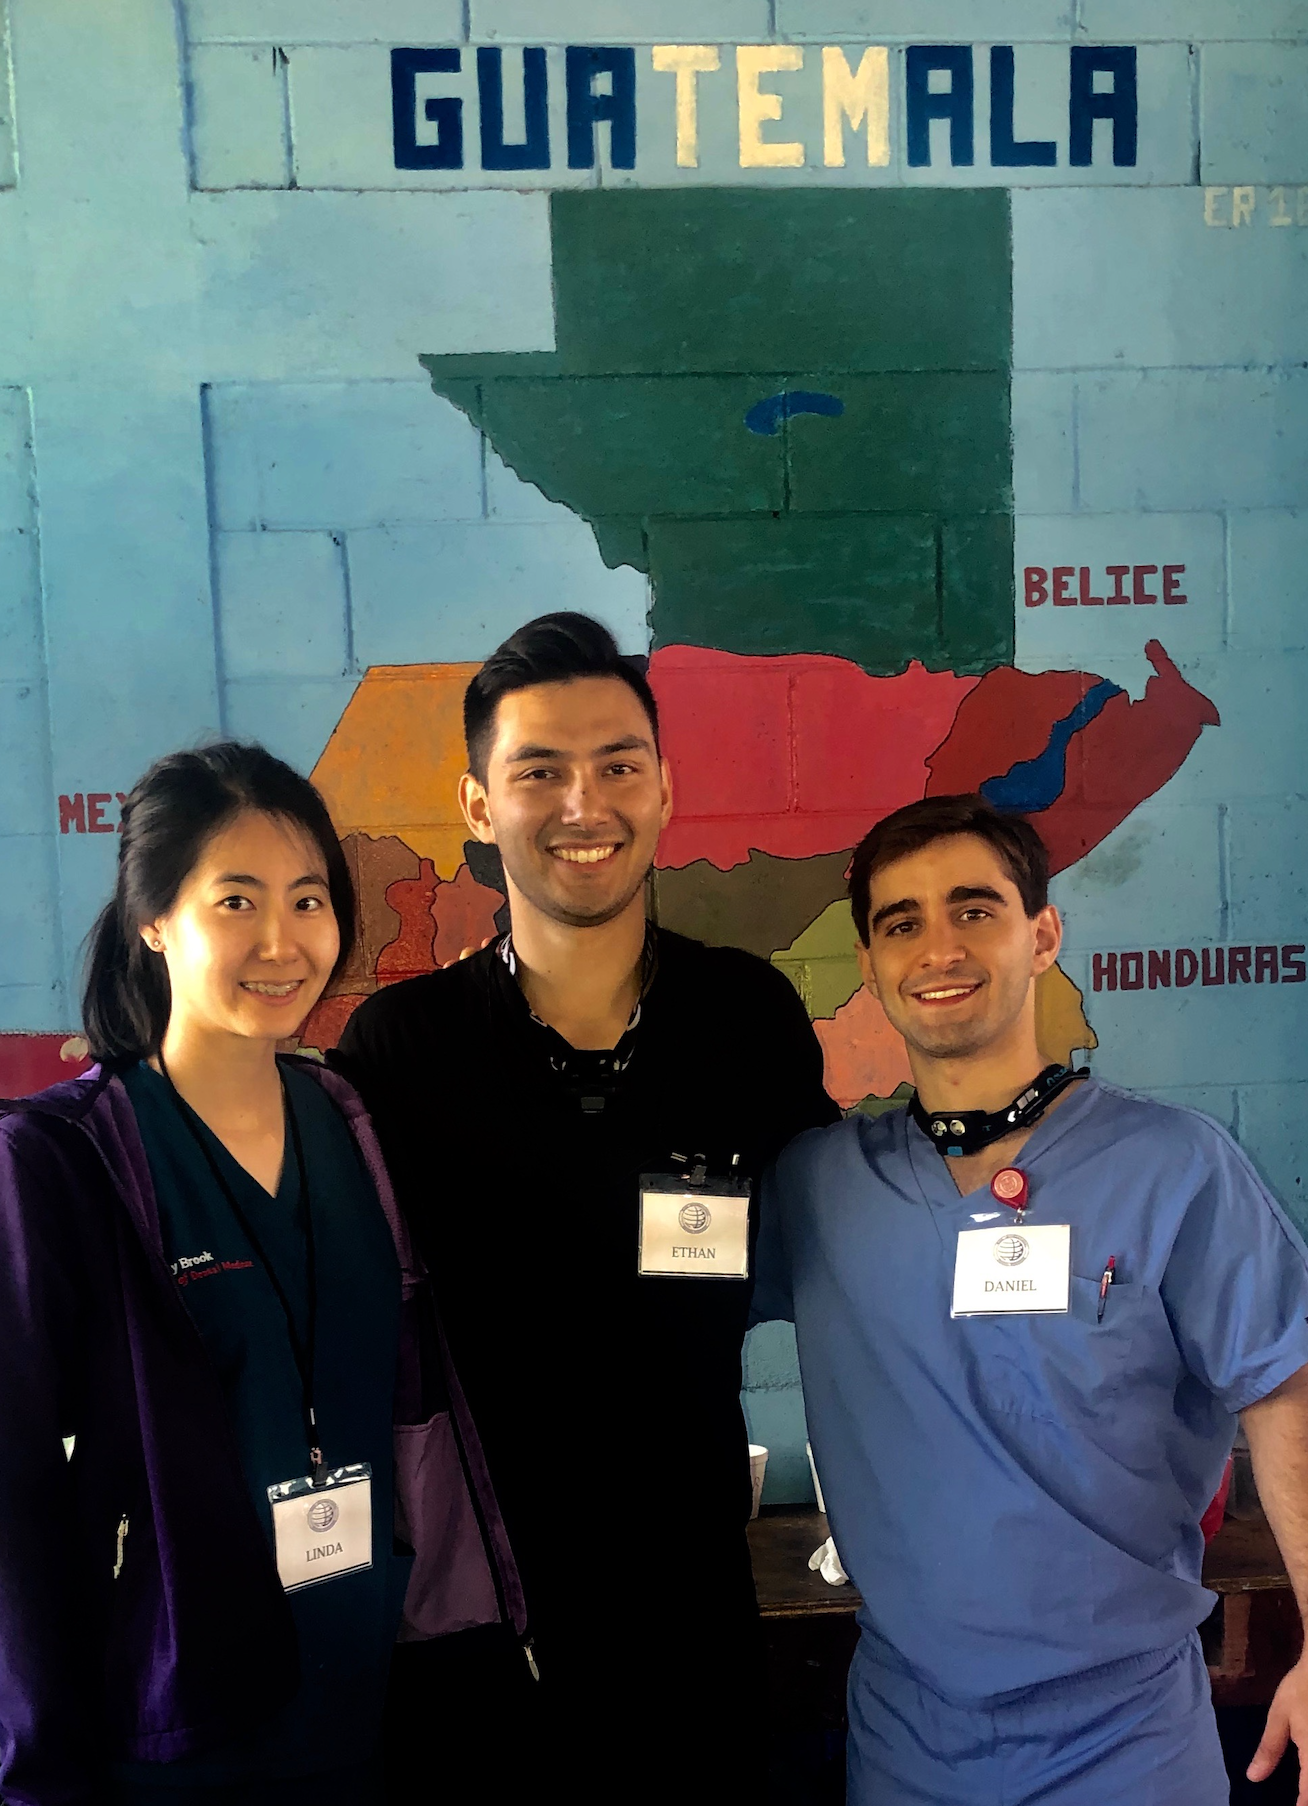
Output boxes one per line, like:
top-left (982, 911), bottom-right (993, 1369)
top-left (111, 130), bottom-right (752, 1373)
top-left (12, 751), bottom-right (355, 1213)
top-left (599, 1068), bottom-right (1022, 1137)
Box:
top-left (499, 923), bottom-right (657, 1115)
top-left (910, 1064), bottom-right (1088, 1158)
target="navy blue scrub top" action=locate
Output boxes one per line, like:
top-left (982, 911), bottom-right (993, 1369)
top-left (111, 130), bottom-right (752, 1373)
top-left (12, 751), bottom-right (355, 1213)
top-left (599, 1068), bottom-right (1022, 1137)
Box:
top-left (115, 1060), bottom-right (406, 1786)
top-left (755, 1078), bottom-right (1308, 1705)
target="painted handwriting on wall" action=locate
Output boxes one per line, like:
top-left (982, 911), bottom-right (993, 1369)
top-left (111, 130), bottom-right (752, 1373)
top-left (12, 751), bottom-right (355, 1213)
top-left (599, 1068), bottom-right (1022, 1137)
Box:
top-left (1205, 187), bottom-right (1308, 228)
top-left (392, 45), bottom-right (1138, 174)
top-left (1025, 566), bottom-right (1187, 608)
top-left (1092, 945), bottom-right (1307, 991)
top-left (59, 793), bottom-right (125, 834)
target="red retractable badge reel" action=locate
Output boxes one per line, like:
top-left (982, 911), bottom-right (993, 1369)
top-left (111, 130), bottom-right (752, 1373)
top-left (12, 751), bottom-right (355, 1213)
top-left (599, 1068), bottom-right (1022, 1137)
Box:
top-left (990, 1167), bottom-right (1029, 1216)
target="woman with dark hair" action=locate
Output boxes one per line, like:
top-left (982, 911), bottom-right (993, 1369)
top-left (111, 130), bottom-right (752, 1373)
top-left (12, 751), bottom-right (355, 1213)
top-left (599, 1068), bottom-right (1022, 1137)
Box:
top-left (0, 743), bottom-right (523, 1806)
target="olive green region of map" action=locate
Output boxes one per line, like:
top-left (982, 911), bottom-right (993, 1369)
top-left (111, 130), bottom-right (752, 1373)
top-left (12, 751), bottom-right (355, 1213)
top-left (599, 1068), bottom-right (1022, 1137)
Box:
top-left (421, 188), bottom-right (1014, 677)
top-left (651, 848), bottom-right (853, 960)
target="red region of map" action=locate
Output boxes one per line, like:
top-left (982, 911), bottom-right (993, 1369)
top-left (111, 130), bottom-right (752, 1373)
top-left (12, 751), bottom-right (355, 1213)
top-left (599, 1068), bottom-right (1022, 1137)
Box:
top-left (300, 856), bottom-right (504, 1050)
top-left (650, 647), bottom-right (978, 870)
top-left (926, 641), bottom-right (1221, 875)
top-left (0, 640), bottom-right (1219, 1099)
top-left (650, 641), bottom-right (1218, 877)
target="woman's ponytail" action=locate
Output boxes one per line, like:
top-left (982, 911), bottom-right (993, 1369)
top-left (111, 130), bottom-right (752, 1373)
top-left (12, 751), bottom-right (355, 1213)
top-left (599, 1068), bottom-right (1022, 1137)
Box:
top-left (81, 889), bottom-right (171, 1065)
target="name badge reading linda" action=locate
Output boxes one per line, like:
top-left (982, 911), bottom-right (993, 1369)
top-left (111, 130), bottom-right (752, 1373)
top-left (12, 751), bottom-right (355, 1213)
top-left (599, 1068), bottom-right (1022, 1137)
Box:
top-left (267, 1463), bottom-right (372, 1592)
top-left (639, 1175), bottom-right (751, 1279)
top-left (951, 1224), bottom-right (1071, 1317)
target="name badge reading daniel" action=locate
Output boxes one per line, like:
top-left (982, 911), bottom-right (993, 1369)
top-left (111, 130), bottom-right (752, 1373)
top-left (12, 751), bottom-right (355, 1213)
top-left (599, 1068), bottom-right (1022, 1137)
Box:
top-left (639, 1174), bottom-right (751, 1279)
top-left (267, 1463), bottom-right (372, 1592)
top-left (951, 1224), bottom-right (1071, 1317)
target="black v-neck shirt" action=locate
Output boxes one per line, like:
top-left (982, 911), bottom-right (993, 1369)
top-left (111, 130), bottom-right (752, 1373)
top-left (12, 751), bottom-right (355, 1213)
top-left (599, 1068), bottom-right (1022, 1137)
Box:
top-left (331, 930), bottom-right (838, 1672)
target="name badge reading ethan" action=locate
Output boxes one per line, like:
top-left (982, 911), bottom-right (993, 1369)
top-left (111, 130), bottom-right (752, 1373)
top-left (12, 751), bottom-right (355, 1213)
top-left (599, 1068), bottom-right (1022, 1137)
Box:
top-left (639, 1174), bottom-right (751, 1279)
top-left (951, 1224), bottom-right (1071, 1317)
top-left (267, 1463), bottom-right (372, 1592)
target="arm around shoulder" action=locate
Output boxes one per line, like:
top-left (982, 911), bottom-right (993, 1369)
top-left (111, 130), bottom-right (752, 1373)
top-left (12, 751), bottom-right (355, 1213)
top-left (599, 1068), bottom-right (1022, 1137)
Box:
top-left (326, 986), bottom-right (389, 1101)
top-left (741, 955), bottom-right (842, 1154)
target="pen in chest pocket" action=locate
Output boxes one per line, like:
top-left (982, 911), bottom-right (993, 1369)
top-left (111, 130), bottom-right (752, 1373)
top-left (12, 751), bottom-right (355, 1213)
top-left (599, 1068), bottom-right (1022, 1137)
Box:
top-left (1097, 1257), bottom-right (1117, 1322)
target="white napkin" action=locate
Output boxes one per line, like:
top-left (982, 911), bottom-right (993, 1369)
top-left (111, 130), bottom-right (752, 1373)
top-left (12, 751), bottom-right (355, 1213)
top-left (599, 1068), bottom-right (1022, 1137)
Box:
top-left (808, 1535), bottom-right (849, 1587)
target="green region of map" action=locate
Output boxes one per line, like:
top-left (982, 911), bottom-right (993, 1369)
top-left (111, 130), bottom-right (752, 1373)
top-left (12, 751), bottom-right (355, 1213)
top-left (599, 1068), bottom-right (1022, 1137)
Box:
top-left (422, 188), bottom-right (1014, 678)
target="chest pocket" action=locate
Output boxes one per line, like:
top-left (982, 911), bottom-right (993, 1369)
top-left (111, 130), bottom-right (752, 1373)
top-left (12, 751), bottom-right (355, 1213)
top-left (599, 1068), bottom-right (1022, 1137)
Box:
top-left (958, 1278), bottom-right (1171, 1423)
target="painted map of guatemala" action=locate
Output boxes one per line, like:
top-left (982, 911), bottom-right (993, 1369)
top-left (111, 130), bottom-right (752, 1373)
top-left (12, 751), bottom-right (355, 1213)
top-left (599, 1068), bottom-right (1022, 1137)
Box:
top-left (300, 190), bottom-right (1220, 1111)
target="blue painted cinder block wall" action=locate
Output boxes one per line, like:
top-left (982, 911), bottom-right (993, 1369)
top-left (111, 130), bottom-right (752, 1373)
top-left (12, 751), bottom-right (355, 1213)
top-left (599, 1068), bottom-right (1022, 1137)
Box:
top-left (0, 0), bottom-right (1304, 1501)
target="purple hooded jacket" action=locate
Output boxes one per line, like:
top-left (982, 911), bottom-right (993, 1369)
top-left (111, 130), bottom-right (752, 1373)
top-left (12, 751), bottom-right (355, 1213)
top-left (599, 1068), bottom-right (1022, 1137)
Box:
top-left (0, 1059), bottom-right (525, 1806)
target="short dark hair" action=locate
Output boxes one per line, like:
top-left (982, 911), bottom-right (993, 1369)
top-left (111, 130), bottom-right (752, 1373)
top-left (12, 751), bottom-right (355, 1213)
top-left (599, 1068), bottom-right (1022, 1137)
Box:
top-left (82, 742), bottom-right (356, 1063)
top-left (848, 795), bottom-right (1050, 945)
top-left (463, 612), bottom-right (659, 782)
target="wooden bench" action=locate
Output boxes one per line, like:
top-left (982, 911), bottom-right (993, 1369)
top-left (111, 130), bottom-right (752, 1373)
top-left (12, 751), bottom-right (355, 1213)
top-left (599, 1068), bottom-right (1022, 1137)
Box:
top-left (747, 1505), bottom-right (1303, 1727)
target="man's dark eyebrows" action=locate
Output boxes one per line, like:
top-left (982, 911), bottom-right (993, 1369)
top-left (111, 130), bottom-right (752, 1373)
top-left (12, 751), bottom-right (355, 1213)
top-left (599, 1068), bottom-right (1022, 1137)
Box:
top-left (870, 896), bottom-right (917, 931)
top-left (506, 735), bottom-right (653, 762)
top-left (505, 742), bottom-right (564, 763)
top-left (947, 885), bottom-right (1007, 906)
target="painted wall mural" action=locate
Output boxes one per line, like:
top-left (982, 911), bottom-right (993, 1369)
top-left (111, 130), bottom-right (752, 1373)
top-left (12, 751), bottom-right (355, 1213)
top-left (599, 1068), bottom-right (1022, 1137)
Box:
top-left (0, 0), bottom-right (1304, 1495)
top-left (301, 186), bottom-right (1222, 1132)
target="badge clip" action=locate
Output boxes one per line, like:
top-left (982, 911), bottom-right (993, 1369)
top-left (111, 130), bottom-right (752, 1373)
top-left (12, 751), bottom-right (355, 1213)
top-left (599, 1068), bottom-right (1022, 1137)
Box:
top-left (990, 1167), bottom-right (1029, 1221)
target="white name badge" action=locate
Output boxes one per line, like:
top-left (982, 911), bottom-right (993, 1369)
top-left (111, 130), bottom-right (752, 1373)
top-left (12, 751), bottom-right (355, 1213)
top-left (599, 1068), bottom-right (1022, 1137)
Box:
top-left (951, 1223), bottom-right (1071, 1317)
top-left (267, 1463), bottom-right (372, 1592)
top-left (638, 1177), bottom-right (751, 1279)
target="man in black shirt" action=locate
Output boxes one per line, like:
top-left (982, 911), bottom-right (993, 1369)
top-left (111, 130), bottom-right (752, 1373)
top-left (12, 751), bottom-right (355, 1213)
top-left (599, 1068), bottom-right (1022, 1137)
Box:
top-left (331, 614), bottom-right (838, 1803)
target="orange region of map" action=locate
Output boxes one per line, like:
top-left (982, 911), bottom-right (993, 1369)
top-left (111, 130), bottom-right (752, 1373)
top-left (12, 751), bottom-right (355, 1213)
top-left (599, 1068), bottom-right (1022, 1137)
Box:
top-left (815, 963), bottom-right (1099, 1110)
top-left (648, 646), bottom-right (979, 870)
top-left (312, 663), bottom-right (480, 880)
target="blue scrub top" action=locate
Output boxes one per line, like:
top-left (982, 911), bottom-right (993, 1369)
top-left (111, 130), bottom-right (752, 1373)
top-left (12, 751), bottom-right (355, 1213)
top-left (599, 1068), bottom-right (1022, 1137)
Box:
top-left (755, 1078), bottom-right (1308, 1705)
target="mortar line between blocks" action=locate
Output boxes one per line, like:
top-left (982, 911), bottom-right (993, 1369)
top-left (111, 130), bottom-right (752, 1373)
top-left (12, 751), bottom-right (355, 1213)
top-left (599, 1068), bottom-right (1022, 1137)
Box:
top-left (3, 1), bottom-right (19, 184)
top-left (337, 533), bottom-right (358, 675)
top-left (20, 384), bottom-right (68, 1017)
top-left (933, 524), bottom-right (945, 648)
top-left (168, 0), bottom-right (200, 191)
top-left (1070, 381), bottom-right (1082, 512)
top-left (276, 46), bottom-right (295, 188)
top-left (1221, 512), bottom-right (1232, 650)
top-left (198, 386), bottom-right (230, 736)
top-left (1216, 801), bottom-right (1230, 942)
top-left (461, 1), bottom-right (471, 43)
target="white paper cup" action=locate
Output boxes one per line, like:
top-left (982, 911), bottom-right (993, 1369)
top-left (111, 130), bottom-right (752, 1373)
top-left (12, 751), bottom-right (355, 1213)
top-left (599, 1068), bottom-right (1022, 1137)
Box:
top-left (748, 1444), bottom-right (769, 1519)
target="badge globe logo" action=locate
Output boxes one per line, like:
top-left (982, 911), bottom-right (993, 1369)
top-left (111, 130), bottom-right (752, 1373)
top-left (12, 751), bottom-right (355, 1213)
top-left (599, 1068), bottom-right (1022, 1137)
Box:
top-left (678, 1200), bottom-right (712, 1235)
top-left (306, 1496), bottom-right (339, 1533)
top-left (993, 1233), bottom-right (1030, 1267)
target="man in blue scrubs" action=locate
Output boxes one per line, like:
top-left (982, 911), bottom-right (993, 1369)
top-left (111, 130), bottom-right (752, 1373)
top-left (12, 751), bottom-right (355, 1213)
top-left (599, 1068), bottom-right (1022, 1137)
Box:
top-left (755, 794), bottom-right (1308, 1805)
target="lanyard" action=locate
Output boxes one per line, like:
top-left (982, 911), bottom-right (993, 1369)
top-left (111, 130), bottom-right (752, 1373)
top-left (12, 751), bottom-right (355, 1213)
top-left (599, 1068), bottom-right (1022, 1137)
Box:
top-left (159, 1059), bottom-right (325, 1485)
